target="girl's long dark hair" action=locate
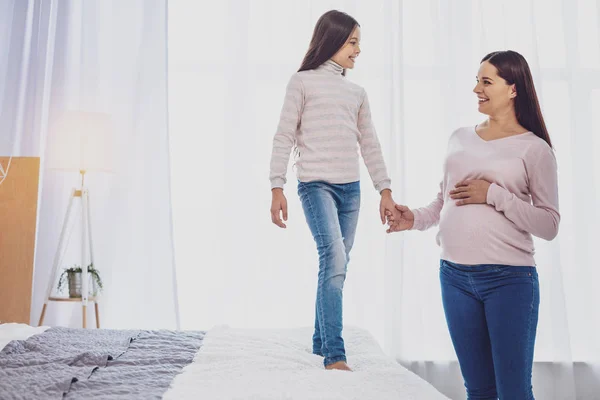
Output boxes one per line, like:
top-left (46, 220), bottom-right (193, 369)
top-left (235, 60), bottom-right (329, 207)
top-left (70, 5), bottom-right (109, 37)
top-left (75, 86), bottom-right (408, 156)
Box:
top-left (482, 50), bottom-right (553, 148)
top-left (298, 10), bottom-right (359, 76)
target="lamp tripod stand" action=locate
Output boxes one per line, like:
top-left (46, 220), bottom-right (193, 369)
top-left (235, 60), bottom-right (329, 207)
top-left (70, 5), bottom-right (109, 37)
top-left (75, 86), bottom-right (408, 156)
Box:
top-left (38, 170), bottom-right (100, 328)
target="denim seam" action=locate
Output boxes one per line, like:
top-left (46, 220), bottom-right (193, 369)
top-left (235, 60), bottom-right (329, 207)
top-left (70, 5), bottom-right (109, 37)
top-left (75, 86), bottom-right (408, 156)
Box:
top-left (340, 185), bottom-right (359, 264)
top-left (525, 275), bottom-right (535, 399)
top-left (468, 273), bottom-right (481, 301)
top-left (304, 188), bottom-right (329, 358)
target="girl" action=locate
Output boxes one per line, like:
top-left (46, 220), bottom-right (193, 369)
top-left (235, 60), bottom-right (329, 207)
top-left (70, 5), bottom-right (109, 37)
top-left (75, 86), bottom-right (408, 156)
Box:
top-left (269, 10), bottom-right (397, 371)
top-left (388, 50), bottom-right (559, 399)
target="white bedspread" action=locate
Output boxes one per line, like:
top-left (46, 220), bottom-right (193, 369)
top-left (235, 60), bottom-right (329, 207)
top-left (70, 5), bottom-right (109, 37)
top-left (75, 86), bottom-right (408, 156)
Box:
top-left (163, 326), bottom-right (449, 400)
top-left (0, 323), bottom-right (49, 352)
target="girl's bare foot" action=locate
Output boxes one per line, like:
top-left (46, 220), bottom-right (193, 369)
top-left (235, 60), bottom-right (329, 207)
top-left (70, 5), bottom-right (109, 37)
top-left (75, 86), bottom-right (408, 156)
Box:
top-left (325, 361), bottom-right (352, 371)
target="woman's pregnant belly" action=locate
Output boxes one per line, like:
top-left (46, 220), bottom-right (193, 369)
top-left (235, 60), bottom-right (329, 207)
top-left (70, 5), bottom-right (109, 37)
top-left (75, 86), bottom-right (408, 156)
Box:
top-left (437, 200), bottom-right (534, 258)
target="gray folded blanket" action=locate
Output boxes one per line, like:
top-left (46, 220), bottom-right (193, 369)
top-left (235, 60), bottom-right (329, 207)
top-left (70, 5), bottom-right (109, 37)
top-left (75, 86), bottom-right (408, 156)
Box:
top-left (0, 327), bottom-right (204, 400)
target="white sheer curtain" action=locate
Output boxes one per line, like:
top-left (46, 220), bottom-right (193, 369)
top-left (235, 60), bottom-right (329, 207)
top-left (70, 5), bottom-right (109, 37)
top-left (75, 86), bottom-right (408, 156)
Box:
top-left (0, 0), bottom-right (178, 330)
top-left (169, 0), bottom-right (600, 398)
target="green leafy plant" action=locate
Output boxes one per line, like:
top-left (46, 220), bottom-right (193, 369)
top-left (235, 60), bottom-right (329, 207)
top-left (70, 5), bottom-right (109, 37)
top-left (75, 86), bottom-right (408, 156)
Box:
top-left (57, 263), bottom-right (103, 296)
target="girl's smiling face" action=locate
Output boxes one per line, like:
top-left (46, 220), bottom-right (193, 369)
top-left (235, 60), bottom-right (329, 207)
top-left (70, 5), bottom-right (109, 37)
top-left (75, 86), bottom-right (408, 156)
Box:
top-left (331, 26), bottom-right (361, 69)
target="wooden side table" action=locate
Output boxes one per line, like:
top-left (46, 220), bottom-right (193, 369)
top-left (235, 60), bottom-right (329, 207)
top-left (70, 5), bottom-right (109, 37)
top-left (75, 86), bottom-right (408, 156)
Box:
top-left (38, 296), bottom-right (100, 329)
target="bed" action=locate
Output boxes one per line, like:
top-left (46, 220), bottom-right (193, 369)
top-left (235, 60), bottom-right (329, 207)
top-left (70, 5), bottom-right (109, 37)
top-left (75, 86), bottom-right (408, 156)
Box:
top-left (0, 323), bottom-right (449, 399)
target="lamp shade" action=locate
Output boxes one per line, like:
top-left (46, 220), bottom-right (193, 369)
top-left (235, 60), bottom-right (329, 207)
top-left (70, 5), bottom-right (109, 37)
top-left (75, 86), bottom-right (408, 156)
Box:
top-left (45, 111), bottom-right (115, 173)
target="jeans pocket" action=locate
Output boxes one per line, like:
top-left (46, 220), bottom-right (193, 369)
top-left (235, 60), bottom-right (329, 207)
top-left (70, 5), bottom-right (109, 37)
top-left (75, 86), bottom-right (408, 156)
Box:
top-left (439, 261), bottom-right (454, 277)
top-left (297, 181), bottom-right (309, 198)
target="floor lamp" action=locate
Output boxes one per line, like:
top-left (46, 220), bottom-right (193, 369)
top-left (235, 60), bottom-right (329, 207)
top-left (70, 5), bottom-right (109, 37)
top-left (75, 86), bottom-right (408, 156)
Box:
top-left (38, 111), bottom-right (114, 328)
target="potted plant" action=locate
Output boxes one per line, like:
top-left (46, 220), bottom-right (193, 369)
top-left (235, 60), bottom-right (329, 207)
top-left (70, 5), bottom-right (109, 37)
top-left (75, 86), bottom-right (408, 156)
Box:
top-left (57, 263), bottom-right (103, 298)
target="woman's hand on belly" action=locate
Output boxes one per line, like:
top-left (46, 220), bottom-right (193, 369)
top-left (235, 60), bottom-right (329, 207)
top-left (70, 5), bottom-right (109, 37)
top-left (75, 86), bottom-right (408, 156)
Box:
top-left (449, 179), bottom-right (492, 206)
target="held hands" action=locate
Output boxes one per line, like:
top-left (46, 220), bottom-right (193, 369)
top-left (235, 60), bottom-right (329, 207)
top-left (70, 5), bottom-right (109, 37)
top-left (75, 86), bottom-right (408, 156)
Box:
top-left (379, 189), bottom-right (397, 225)
top-left (380, 189), bottom-right (415, 233)
top-left (270, 188), bottom-right (288, 228)
top-left (449, 179), bottom-right (491, 206)
top-left (385, 204), bottom-right (414, 233)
